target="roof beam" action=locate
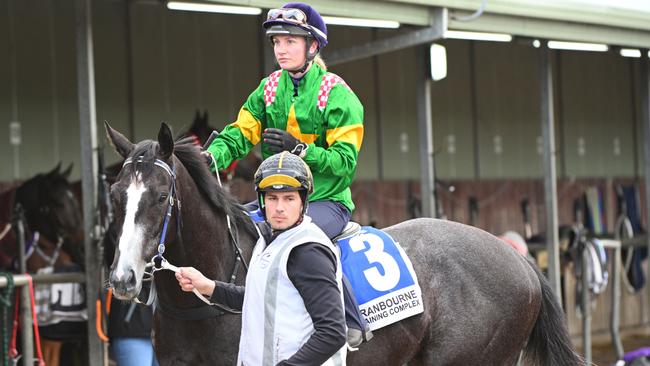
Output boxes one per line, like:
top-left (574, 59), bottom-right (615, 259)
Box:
top-left (449, 10), bottom-right (650, 48)
top-left (204, 0), bottom-right (430, 26)
top-left (326, 8), bottom-right (447, 66)
top-left (387, 0), bottom-right (650, 32)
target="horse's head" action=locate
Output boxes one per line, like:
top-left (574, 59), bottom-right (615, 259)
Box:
top-left (105, 121), bottom-right (179, 300)
top-left (15, 163), bottom-right (82, 242)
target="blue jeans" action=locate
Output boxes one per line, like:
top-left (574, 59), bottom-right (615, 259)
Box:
top-left (110, 338), bottom-right (159, 366)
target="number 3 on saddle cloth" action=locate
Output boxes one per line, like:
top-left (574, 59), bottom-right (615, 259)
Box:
top-left (337, 227), bottom-right (424, 331)
top-left (247, 210), bottom-right (425, 331)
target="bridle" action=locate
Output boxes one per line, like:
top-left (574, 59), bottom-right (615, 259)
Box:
top-left (121, 155), bottom-right (250, 315)
top-left (13, 200), bottom-right (69, 269)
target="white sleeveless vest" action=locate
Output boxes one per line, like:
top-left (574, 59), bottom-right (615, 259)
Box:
top-left (237, 217), bottom-right (346, 366)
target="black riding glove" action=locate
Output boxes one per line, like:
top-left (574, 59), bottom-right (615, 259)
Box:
top-left (201, 150), bottom-right (214, 167)
top-left (263, 128), bottom-right (308, 157)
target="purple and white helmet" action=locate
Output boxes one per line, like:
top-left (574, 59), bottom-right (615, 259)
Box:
top-left (262, 2), bottom-right (328, 52)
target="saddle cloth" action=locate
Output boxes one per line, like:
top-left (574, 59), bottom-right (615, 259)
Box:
top-left (337, 226), bottom-right (424, 331)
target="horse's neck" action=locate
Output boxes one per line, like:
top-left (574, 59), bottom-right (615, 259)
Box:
top-left (173, 171), bottom-right (242, 283)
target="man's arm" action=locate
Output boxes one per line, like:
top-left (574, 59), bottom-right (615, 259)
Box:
top-left (278, 243), bottom-right (347, 366)
top-left (210, 281), bottom-right (245, 310)
top-left (175, 267), bottom-right (245, 311)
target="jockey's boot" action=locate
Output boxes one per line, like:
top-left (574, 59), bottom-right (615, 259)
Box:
top-left (342, 275), bottom-right (373, 349)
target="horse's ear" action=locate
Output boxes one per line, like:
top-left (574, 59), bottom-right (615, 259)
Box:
top-left (202, 110), bottom-right (209, 124)
top-left (193, 109), bottom-right (200, 125)
top-left (157, 122), bottom-right (174, 160)
top-left (104, 121), bottom-right (134, 158)
top-left (62, 163), bottom-right (73, 179)
top-left (48, 162), bottom-right (62, 177)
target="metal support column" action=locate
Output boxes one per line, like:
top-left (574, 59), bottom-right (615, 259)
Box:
top-left (75, 0), bottom-right (102, 364)
top-left (540, 44), bottom-right (562, 301)
top-left (416, 46), bottom-right (436, 218)
top-left (15, 209), bottom-right (34, 366)
top-left (581, 245), bottom-right (592, 364)
top-left (641, 52), bottom-right (650, 312)
top-left (610, 243), bottom-right (623, 359)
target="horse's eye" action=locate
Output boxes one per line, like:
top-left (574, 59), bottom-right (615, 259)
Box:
top-left (159, 193), bottom-right (168, 203)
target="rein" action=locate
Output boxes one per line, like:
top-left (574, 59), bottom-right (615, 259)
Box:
top-left (123, 155), bottom-right (249, 316)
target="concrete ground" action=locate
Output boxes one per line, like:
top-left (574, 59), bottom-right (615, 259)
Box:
top-left (579, 333), bottom-right (650, 366)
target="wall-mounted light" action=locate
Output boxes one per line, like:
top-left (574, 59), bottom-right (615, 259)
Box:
top-left (430, 44), bottom-right (447, 81)
top-left (619, 48), bottom-right (642, 58)
top-left (322, 16), bottom-right (399, 29)
top-left (547, 41), bottom-right (608, 52)
top-left (445, 30), bottom-right (512, 42)
top-left (166, 1), bottom-right (262, 15)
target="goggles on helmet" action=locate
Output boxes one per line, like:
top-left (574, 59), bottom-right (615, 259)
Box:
top-left (266, 8), bottom-right (309, 26)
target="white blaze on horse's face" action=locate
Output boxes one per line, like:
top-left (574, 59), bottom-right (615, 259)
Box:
top-left (113, 175), bottom-right (148, 287)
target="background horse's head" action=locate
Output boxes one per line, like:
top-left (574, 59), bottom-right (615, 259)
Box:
top-left (179, 109), bottom-right (261, 201)
top-left (14, 163), bottom-right (82, 243)
top-left (105, 121), bottom-right (180, 300)
top-left (0, 163), bottom-right (84, 271)
top-left (182, 109), bottom-right (212, 146)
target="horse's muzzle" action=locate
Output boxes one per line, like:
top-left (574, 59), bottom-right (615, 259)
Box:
top-left (109, 268), bottom-right (140, 299)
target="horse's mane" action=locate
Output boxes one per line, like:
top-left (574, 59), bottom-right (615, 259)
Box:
top-left (128, 137), bottom-right (257, 239)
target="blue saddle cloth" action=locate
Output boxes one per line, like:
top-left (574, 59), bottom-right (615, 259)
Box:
top-left (247, 208), bottom-right (264, 223)
top-left (337, 226), bottom-right (424, 331)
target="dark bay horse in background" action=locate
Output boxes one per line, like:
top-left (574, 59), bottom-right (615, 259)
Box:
top-left (0, 163), bottom-right (86, 366)
top-left (0, 163), bottom-right (83, 271)
top-left (106, 122), bottom-right (582, 365)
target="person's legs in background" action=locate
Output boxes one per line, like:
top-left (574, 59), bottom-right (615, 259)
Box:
top-left (110, 338), bottom-right (159, 366)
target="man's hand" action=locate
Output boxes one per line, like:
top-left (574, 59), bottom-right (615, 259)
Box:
top-left (263, 128), bottom-right (308, 157)
top-left (175, 267), bottom-right (215, 296)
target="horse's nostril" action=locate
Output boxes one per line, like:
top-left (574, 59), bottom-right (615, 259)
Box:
top-left (127, 269), bottom-right (137, 287)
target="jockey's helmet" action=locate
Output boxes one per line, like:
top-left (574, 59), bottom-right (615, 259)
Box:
top-left (263, 2), bottom-right (328, 53)
top-left (254, 152), bottom-right (313, 217)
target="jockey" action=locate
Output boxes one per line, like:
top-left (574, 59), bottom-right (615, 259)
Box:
top-left (203, 2), bottom-right (370, 346)
top-left (176, 152), bottom-right (347, 365)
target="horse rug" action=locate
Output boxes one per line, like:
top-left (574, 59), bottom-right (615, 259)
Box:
top-left (34, 265), bottom-right (87, 324)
